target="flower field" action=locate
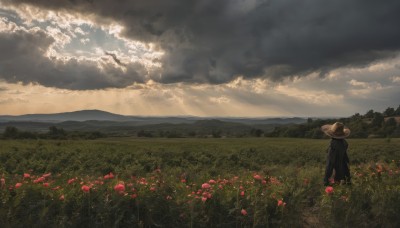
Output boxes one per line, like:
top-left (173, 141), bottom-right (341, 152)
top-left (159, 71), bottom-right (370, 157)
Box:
top-left (1, 138), bottom-right (400, 227)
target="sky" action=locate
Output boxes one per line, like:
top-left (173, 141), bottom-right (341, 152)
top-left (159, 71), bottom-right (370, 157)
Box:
top-left (0, 0), bottom-right (399, 117)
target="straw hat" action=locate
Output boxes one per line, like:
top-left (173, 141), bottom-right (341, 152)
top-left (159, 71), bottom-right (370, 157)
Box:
top-left (321, 122), bottom-right (350, 139)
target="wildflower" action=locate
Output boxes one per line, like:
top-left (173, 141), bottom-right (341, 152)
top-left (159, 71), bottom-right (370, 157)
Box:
top-left (166, 195), bottom-right (172, 200)
top-left (209, 179), bottom-right (216, 184)
top-left (261, 180), bottom-right (267, 185)
top-left (1, 178), bottom-right (5, 186)
top-left (241, 209), bottom-right (247, 216)
top-left (201, 197), bottom-right (207, 202)
top-left (131, 194), bottom-right (137, 199)
top-left (42, 173), bottom-right (51, 178)
top-left (15, 183), bottom-right (22, 189)
top-left (325, 186), bottom-right (334, 195)
top-left (181, 179), bottom-right (186, 183)
top-left (81, 185), bottom-right (90, 193)
top-left (240, 191), bottom-right (245, 197)
top-left (218, 184), bottom-right (224, 190)
top-left (34, 177), bottom-right (45, 183)
top-left (201, 183), bottom-right (211, 189)
top-left (23, 173), bottom-right (30, 179)
top-left (329, 178), bottom-right (335, 184)
top-left (114, 183), bottom-right (125, 193)
top-left (68, 178), bottom-right (76, 184)
top-left (253, 174), bottom-right (262, 180)
top-left (59, 195), bottom-right (65, 201)
top-left (43, 183), bottom-right (50, 188)
top-left (52, 186), bottom-right (61, 190)
top-left (277, 199), bottom-right (286, 207)
top-left (104, 172), bottom-right (114, 179)
top-left (150, 187), bottom-right (156, 192)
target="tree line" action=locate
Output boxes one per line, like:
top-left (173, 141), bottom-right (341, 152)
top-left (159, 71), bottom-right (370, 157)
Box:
top-left (267, 105), bottom-right (400, 138)
top-left (0, 126), bottom-right (105, 140)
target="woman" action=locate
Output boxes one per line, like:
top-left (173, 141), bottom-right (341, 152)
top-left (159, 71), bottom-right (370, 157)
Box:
top-left (321, 122), bottom-right (351, 186)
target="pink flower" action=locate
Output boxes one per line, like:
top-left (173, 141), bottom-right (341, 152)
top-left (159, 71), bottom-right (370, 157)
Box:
top-left (104, 172), bottom-right (114, 179)
top-left (42, 173), bottom-right (51, 178)
top-left (181, 179), bottom-right (186, 183)
top-left (150, 187), bottom-right (156, 192)
top-left (241, 209), bottom-right (247, 216)
top-left (253, 174), bottom-right (262, 180)
top-left (131, 194), bottom-right (137, 199)
top-left (52, 186), bottom-right (61, 190)
top-left (325, 186), bottom-right (334, 195)
top-left (59, 195), bottom-right (65, 201)
top-left (1, 178), bottom-right (5, 186)
top-left (114, 183), bottom-right (125, 193)
top-left (261, 180), bottom-right (267, 185)
top-left (201, 197), bottom-right (207, 202)
top-left (201, 183), bottom-right (211, 189)
top-left (23, 173), bottom-right (30, 179)
top-left (15, 183), bottom-right (22, 189)
top-left (277, 199), bottom-right (286, 207)
top-left (208, 179), bottom-right (216, 184)
top-left (33, 177), bottom-right (45, 183)
top-left (43, 183), bottom-right (49, 188)
top-left (240, 191), bottom-right (245, 197)
top-left (67, 178), bottom-right (75, 184)
top-left (81, 185), bottom-right (90, 193)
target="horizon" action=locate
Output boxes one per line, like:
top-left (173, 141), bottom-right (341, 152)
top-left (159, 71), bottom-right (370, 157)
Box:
top-left (1, 1), bottom-right (400, 117)
top-left (0, 108), bottom-right (359, 119)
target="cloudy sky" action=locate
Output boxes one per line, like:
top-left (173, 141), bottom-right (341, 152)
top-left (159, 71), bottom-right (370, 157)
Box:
top-left (0, 0), bottom-right (399, 117)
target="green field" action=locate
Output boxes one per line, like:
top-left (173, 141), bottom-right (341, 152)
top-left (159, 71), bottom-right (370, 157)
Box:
top-left (1, 138), bottom-right (400, 227)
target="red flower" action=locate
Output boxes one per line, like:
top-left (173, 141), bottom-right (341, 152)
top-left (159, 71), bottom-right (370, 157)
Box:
top-left (241, 209), bottom-right (247, 216)
top-left (131, 194), bottom-right (137, 199)
top-left (253, 174), bottom-right (262, 180)
top-left (52, 186), bottom-right (61, 190)
top-left (240, 191), bottom-right (245, 197)
top-left (325, 186), bottom-right (334, 195)
top-left (114, 183), bottom-right (125, 193)
top-left (181, 179), bottom-right (186, 183)
top-left (67, 178), bottom-right (76, 184)
top-left (15, 183), bottom-right (22, 189)
top-left (277, 199), bottom-right (286, 207)
top-left (104, 172), bottom-right (114, 179)
top-left (201, 197), bottom-right (207, 202)
top-left (201, 183), bottom-right (211, 189)
top-left (23, 173), bottom-right (30, 179)
top-left (208, 179), bottom-right (216, 184)
top-left (43, 183), bottom-right (50, 188)
top-left (81, 185), bottom-right (90, 193)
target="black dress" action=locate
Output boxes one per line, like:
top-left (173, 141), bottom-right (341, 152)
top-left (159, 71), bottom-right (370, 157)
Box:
top-left (323, 138), bottom-right (351, 185)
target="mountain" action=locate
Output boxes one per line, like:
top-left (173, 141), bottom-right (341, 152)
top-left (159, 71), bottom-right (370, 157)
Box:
top-left (0, 110), bottom-right (129, 122)
top-left (0, 110), bottom-right (306, 125)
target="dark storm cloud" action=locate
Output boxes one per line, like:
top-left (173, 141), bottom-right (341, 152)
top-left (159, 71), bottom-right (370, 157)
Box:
top-left (0, 28), bottom-right (146, 90)
top-left (3, 0), bottom-right (400, 85)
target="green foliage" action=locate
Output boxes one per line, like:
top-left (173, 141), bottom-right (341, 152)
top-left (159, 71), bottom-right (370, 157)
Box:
top-left (0, 138), bottom-right (399, 227)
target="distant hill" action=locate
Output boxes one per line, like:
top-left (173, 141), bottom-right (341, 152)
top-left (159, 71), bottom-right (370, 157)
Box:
top-left (0, 110), bottom-right (307, 137)
top-left (0, 110), bottom-right (306, 125)
top-left (0, 110), bottom-right (128, 122)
